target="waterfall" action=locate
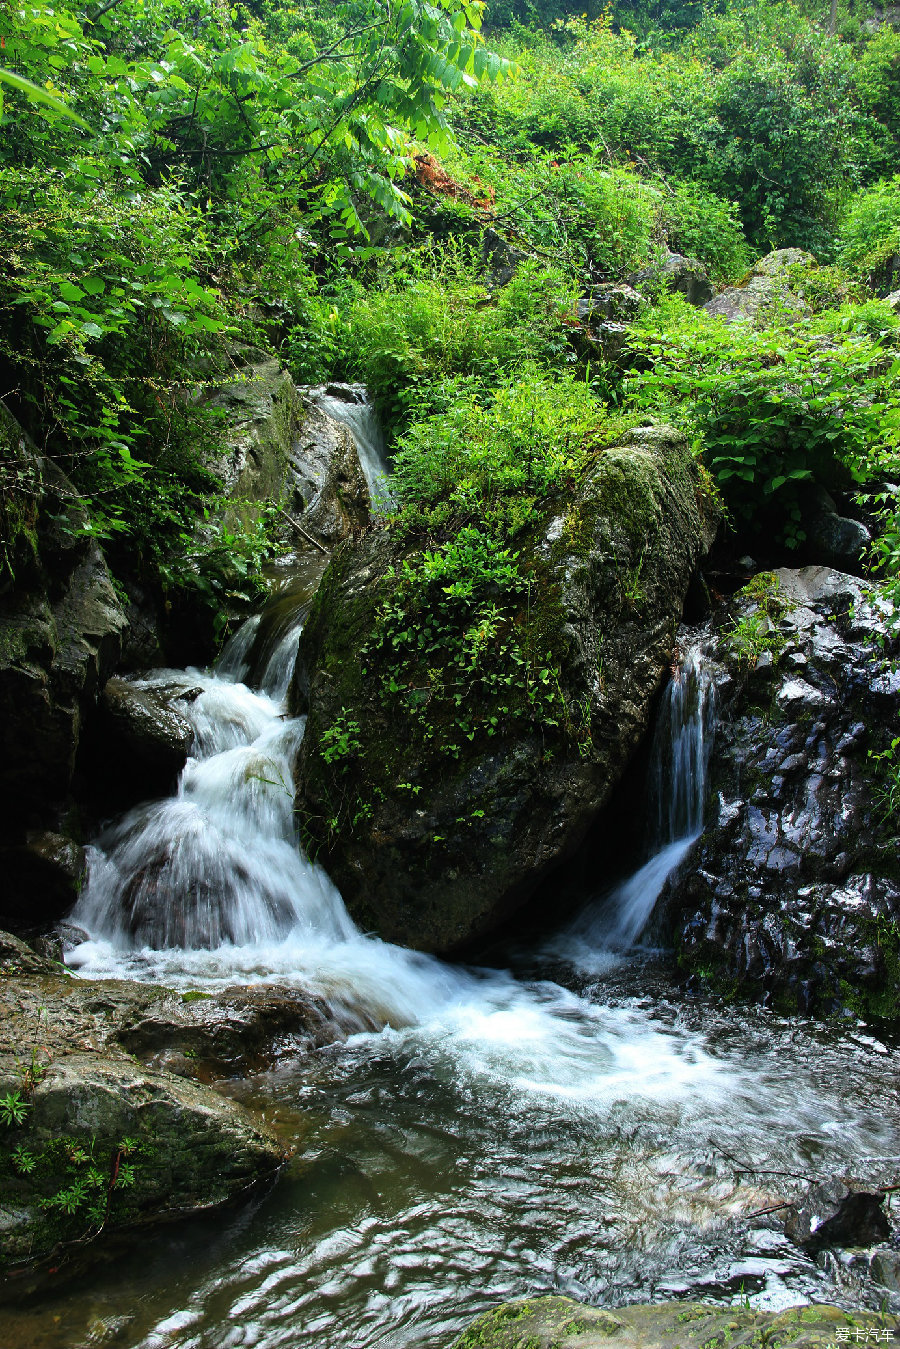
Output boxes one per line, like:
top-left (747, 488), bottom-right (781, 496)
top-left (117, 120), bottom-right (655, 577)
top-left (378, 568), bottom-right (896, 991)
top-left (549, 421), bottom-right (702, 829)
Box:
top-left (66, 624), bottom-right (728, 1107)
top-left (307, 384), bottom-right (393, 511)
top-left (549, 647), bottom-right (715, 963)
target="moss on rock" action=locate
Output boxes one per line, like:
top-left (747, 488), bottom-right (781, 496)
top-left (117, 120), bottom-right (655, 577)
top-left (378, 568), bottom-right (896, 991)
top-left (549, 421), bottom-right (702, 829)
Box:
top-left (292, 424), bottom-right (718, 954)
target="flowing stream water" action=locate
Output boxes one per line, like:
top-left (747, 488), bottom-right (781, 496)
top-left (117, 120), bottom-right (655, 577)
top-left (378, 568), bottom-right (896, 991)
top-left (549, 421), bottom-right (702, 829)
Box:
top-left (5, 466), bottom-right (899, 1346)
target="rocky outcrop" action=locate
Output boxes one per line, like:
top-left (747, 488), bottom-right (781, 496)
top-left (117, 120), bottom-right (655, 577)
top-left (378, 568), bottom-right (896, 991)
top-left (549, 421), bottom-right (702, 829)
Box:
top-left (92, 675), bottom-right (197, 805)
top-left (454, 1298), bottom-right (898, 1349)
top-left (197, 353), bottom-right (374, 549)
top-left (0, 832), bottom-right (87, 928)
top-left (704, 249), bottom-right (816, 324)
top-left (0, 407), bottom-right (127, 860)
top-left (662, 566), bottom-right (900, 1018)
top-left (0, 940), bottom-right (340, 1278)
top-left (633, 250), bottom-right (714, 306)
top-left (293, 425), bottom-right (718, 954)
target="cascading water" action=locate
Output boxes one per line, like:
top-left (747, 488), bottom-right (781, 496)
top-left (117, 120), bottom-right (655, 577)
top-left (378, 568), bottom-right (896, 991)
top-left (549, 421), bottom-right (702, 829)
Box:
top-left (549, 648), bottom-right (715, 963)
top-left (25, 618), bottom-right (900, 1349)
top-left (69, 614), bottom-right (730, 1101)
top-left (307, 384), bottom-right (393, 511)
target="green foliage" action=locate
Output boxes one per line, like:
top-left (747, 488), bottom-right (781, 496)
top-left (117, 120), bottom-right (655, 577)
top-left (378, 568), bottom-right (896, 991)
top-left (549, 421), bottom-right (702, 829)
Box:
top-left (359, 371), bottom-right (623, 760)
top-left (320, 711), bottom-right (364, 766)
top-left (0, 1091), bottom-right (29, 1129)
top-left (837, 175), bottom-right (900, 284)
top-left (659, 180), bottom-right (752, 285)
top-left (333, 245), bottom-right (577, 428)
top-left (627, 295), bottom-right (900, 544)
top-left (7, 1134), bottom-right (140, 1241)
top-left (726, 572), bottom-right (792, 669)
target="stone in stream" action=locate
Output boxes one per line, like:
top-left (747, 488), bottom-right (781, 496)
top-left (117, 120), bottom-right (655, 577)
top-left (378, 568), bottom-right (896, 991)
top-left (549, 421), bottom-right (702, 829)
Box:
top-left (453, 1297), bottom-right (898, 1349)
top-left (660, 566), bottom-right (900, 1018)
top-left (293, 423), bottom-right (719, 954)
top-left (0, 932), bottom-right (351, 1282)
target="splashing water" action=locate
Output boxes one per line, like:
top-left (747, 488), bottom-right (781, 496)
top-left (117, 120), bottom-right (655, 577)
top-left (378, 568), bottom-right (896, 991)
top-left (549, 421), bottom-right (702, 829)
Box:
top-left (548, 647), bottom-right (715, 966)
top-left (32, 618), bottom-right (900, 1349)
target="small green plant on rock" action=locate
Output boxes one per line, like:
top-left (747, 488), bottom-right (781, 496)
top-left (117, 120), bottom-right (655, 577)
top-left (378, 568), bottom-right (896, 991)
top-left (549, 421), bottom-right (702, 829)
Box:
top-left (726, 572), bottom-right (792, 669)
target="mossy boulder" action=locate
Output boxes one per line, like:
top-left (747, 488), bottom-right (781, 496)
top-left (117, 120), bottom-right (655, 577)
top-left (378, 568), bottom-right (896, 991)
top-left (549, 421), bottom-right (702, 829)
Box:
top-left (0, 942), bottom-right (315, 1282)
top-left (704, 249), bottom-right (816, 324)
top-left (292, 425), bottom-right (718, 954)
top-left (453, 1296), bottom-right (897, 1349)
top-left (0, 407), bottom-right (127, 868)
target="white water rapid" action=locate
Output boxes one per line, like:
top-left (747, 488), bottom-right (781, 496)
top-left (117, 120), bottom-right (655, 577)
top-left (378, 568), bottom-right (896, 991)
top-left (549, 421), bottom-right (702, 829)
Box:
top-left (68, 623), bottom-right (728, 1110)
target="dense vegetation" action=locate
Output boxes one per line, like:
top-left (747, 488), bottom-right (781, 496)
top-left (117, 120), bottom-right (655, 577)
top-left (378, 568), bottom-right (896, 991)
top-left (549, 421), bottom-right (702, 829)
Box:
top-left (4, 0), bottom-right (900, 634)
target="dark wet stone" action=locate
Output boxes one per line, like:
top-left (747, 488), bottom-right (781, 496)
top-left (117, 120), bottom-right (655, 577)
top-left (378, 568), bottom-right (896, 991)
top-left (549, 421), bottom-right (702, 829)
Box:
top-left (662, 566), bottom-right (900, 1019)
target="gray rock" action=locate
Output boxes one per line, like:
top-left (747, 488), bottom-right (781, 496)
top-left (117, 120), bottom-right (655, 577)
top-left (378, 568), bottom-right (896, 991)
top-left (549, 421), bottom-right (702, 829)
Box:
top-left (632, 251), bottom-right (714, 306)
top-left (293, 424), bottom-right (718, 953)
top-left (0, 831), bottom-right (87, 928)
top-left (97, 675), bottom-right (196, 800)
top-left (804, 486), bottom-right (871, 570)
top-left (704, 249), bottom-right (816, 324)
top-left (196, 356), bottom-right (374, 551)
top-left (662, 566), bottom-right (900, 1017)
top-left (578, 283), bottom-right (647, 325)
top-left (0, 949), bottom-right (308, 1276)
top-left (481, 227), bottom-right (532, 288)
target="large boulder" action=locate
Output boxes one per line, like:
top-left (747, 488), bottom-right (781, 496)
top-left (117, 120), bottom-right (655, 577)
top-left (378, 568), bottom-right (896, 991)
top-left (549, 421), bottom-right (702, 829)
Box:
top-left (0, 947), bottom-right (318, 1279)
top-left (704, 249), bottom-right (816, 324)
top-left (632, 250), bottom-right (714, 306)
top-left (196, 353), bottom-right (374, 548)
top-left (0, 407), bottom-right (127, 852)
top-left (662, 566), bottom-right (900, 1018)
top-left (454, 1298), bottom-right (896, 1349)
top-left (292, 425), bottom-right (718, 954)
top-left (92, 674), bottom-right (197, 805)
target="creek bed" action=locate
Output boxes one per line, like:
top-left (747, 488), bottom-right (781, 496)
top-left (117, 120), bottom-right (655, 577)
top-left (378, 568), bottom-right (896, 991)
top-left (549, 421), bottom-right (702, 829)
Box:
top-left (1, 957), bottom-right (897, 1349)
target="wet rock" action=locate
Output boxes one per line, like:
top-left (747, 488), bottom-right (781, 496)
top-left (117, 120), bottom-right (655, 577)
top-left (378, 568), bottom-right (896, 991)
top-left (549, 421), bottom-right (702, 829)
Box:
top-left (663, 566), bottom-right (900, 1018)
top-left (804, 486), bottom-right (871, 572)
top-left (293, 424), bottom-right (719, 954)
top-left (0, 831), bottom-right (87, 928)
top-left (93, 675), bottom-right (195, 803)
top-left (0, 946), bottom-right (313, 1280)
top-left (197, 356), bottom-right (374, 552)
top-left (0, 407), bottom-right (127, 875)
top-left (453, 1297), bottom-right (897, 1349)
top-left (295, 384), bottom-right (383, 540)
top-left (805, 1192), bottom-right (892, 1252)
top-left (704, 249), bottom-right (816, 324)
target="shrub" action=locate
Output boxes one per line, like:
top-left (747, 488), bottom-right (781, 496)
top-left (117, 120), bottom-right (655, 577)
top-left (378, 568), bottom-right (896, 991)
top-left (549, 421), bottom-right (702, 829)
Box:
top-left (837, 176), bottom-right (900, 285)
top-left (627, 296), bottom-right (899, 544)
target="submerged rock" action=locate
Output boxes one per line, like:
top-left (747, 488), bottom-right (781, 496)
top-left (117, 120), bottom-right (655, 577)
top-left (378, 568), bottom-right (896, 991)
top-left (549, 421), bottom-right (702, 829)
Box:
top-left (293, 424), bottom-right (718, 954)
top-left (662, 566), bottom-right (900, 1018)
top-left (454, 1297), bottom-right (898, 1349)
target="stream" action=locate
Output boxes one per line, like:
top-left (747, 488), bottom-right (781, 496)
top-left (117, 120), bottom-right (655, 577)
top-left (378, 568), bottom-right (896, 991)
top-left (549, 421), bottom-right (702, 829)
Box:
top-left (2, 413), bottom-right (898, 1349)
